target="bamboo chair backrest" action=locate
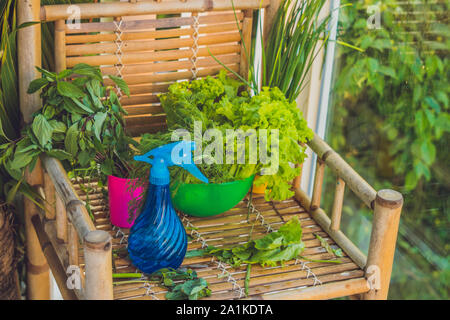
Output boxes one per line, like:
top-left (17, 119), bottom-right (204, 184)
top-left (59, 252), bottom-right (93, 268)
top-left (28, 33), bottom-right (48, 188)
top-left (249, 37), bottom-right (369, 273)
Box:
top-left (51, 3), bottom-right (257, 136)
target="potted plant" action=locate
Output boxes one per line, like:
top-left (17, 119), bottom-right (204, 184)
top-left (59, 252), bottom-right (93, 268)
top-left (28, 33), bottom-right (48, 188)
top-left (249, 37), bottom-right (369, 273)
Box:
top-left (0, 63), bottom-right (142, 227)
top-left (131, 71), bottom-right (313, 217)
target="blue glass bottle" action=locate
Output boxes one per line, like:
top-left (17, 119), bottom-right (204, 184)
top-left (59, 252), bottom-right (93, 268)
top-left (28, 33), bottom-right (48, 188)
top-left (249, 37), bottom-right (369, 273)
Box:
top-left (127, 141), bottom-right (208, 274)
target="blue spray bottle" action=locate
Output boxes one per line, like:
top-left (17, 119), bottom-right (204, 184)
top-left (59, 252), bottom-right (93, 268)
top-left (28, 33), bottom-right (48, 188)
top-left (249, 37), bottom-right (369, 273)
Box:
top-left (128, 141), bottom-right (208, 274)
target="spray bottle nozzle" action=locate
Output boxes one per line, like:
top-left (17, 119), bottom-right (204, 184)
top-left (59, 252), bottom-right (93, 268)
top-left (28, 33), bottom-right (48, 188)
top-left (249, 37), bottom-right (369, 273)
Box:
top-left (134, 141), bottom-right (208, 185)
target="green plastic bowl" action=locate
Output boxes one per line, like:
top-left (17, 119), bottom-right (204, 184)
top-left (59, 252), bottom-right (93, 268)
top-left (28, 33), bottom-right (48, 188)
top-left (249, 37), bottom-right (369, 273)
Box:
top-left (171, 175), bottom-right (255, 217)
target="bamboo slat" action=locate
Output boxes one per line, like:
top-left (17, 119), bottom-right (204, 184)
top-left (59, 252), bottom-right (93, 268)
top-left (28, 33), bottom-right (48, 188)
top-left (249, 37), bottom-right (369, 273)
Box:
top-left (41, 1), bottom-right (270, 21)
top-left (66, 43), bottom-right (241, 67)
top-left (65, 12), bottom-right (244, 34)
top-left (66, 32), bottom-right (241, 56)
top-left (66, 22), bottom-right (242, 44)
top-left (100, 55), bottom-right (240, 77)
top-left (103, 64), bottom-right (239, 86)
top-left (262, 278), bottom-right (370, 300)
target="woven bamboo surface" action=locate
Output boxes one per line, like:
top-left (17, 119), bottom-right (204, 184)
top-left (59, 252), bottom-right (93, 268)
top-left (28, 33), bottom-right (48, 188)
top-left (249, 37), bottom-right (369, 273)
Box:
top-left (72, 180), bottom-right (365, 300)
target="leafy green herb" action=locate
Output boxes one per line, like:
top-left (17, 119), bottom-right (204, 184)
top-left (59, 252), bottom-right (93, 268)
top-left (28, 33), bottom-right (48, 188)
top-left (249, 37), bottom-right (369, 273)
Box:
top-left (139, 71), bottom-right (314, 202)
top-left (165, 278), bottom-right (211, 300)
top-left (206, 216), bottom-right (305, 268)
top-left (150, 268), bottom-right (211, 300)
top-left (314, 233), bottom-right (344, 258)
top-left (0, 64), bottom-right (136, 204)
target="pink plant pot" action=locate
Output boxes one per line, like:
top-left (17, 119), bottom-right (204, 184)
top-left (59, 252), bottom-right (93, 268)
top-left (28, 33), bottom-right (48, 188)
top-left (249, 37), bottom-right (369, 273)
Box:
top-left (108, 175), bottom-right (144, 228)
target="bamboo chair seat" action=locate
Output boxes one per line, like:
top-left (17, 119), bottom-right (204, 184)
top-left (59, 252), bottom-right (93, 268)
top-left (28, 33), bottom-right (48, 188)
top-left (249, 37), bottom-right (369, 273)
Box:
top-left (72, 180), bottom-right (368, 300)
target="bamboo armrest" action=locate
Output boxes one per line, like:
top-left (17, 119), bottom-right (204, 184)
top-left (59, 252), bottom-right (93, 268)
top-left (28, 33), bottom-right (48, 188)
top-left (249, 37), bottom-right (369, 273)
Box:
top-left (39, 155), bottom-right (114, 299)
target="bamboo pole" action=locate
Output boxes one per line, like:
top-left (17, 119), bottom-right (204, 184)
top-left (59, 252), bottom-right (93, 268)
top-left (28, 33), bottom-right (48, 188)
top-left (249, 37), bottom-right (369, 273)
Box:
top-left (310, 158), bottom-right (325, 211)
top-left (308, 134), bottom-right (377, 209)
top-left (125, 105), bottom-right (164, 116)
top-left (31, 215), bottom-right (78, 300)
top-left (18, 0), bottom-right (50, 299)
top-left (56, 194), bottom-right (68, 243)
top-left (363, 189), bottom-right (403, 300)
top-left (330, 178), bottom-right (345, 231)
top-left (239, 10), bottom-right (253, 81)
top-left (84, 230), bottom-right (113, 300)
top-left (261, 278), bottom-right (370, 300)
top-left (40, 0), bottom-right (270, 21)
top-left (18, 0), bottom-right (42, 124)
top-left (54, 20), bottom-right (66, 73)
top-left (43, 171), bottom-right (55, 220)
top-left (67, 223), bottom-right (79, 266)
top-left (101, 52), bottom-right (240, 76)
top-left (66, 30), bottom-right (240, 56)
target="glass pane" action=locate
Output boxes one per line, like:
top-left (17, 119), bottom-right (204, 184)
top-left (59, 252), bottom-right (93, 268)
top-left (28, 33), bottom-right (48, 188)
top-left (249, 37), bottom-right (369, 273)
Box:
top-left (323, 0), bottom-right (449, 299)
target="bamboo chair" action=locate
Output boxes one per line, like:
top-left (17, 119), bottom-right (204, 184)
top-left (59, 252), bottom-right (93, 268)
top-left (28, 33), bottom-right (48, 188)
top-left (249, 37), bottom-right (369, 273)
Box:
top-left (17, 0), bottom-right (403, 300)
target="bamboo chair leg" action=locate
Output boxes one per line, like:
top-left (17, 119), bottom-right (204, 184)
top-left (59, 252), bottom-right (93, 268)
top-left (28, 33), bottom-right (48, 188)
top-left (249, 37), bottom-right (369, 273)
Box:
top-left (24, 163), bottom-right (50, 300)
top-left (363, 189), bottom-right (403, 300)
top-left (18, 0), bottom-right (50, 300)
top-left (31, 215), bottom-right (78, 300)
top-left (84, 230), bottom-right (113, 300)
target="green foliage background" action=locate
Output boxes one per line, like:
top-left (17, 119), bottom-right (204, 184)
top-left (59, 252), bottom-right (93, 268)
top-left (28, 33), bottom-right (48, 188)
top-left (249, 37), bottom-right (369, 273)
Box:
top-left (323, 0), bottom-right (449, 299)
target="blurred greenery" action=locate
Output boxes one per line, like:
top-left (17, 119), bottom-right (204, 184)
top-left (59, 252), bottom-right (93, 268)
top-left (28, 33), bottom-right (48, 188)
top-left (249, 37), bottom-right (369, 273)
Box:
top-left (324, 0), bottom-right (449, 299)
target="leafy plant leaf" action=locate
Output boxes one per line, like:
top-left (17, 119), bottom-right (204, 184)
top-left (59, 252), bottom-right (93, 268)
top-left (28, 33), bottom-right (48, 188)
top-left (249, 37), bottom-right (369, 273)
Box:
top-left (27, 78), bottom-right (49, 94)
top-left (57, 81), bottom-right (84, 99)
top-left (32, 114), bottom-right (53, 147)
top-left (108, 75), bottom-right (130, 97)
top-left (65, 123), bottom-right (79, 157)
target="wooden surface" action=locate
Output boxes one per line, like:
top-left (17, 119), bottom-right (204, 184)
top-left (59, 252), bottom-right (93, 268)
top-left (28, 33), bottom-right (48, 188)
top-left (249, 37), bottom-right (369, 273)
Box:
top-left (72, 180), bottom-right (368, 300)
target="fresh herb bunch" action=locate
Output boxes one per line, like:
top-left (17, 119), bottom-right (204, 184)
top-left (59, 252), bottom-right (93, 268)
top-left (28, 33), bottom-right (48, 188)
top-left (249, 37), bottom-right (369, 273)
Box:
top-left (206, 216), bottom-right (305, 268)
top-left (153, 268), bottom-right (211, 300)
top-left (0, 64), bottom-right (136, 189)
top-left (112, 268), bottom-right (211, 300)
top-left (153, 70), bottom-right (313, 201)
